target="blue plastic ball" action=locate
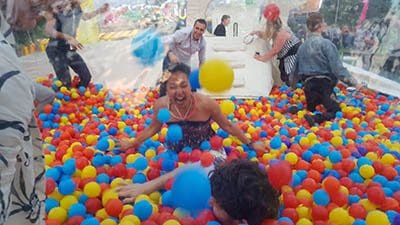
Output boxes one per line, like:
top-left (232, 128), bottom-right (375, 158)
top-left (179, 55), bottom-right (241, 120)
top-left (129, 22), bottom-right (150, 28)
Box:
top-left (134, 157), bottom-right (148, 171)
top-left (96, 173), bottom-right (110, 184)
top-left (58, 179), bottom-right (76, 195)
top-left (166, 124), bottom-right (183, 144)
top-left (62, 159), bottom-right (76, 175)
top-left (133, 173), bottom-right (147, 184)
top-left (328, 150), bottom-right (343, 163)
top-left (270, 136), bottom-right (282, 149)
top-left (81, 217), bottom-right (100, 225)
top-left (96, 138), bottom-right (109, 151)
top-left (133, 200), bottom-right (153, 221)
top-left (110, 155), bottom-right (123, 166)
top-left (157, 108), bottom-right (171, 123)
top-left (68, 203), bottom-right (86, 217)
top-left (161, 158), bottom-right (175, 172)
top-left (313, 189), bottom-right (330, 206)
top-left (45, 198), bottom-right (59, 213)
top-left (171, 166), bottom-right (211, 213)
top-left (189, 69), bottom-right (201, 90)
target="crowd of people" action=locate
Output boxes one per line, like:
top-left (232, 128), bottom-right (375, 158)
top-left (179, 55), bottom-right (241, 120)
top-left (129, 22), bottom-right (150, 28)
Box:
top-left (0, 1), bottom-right (372, 225)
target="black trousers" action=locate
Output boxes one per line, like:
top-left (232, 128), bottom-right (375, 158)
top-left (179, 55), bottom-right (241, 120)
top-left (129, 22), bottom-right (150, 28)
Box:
top-left (303, 77), bottom-right (341, 123)
top-left (46, 46), bottom-right (92, 88)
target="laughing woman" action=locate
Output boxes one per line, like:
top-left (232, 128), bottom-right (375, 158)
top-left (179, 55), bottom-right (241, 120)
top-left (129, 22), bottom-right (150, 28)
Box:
top-left (119, 63), bottom-right (260, 153)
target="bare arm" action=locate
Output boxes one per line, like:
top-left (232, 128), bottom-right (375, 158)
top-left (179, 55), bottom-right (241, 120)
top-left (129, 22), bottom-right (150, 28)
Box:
top-left (81, 3), bottom-right (109, 20)
top-left (255, 31), bottom-right (288, 62)
top-left (117, 165), bottom-right (187, 203)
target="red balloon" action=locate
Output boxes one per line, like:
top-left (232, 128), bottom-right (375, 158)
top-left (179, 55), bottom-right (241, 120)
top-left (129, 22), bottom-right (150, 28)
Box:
top-left (190, 149), bottom-right (202, 162)
top-left (382, 197), bottom-right (400, 211)
top-left (85, 198), bottom-right (102, 215)
top-left (367, 186), bottom-right (385, 205)
top-left (339, 177), bottom-right (353, 190)
top-left (330, 191), bottom-right (348, 207)
top-left (45, 219), bottom-right (62, 225)
top-left (65, 216), bottom-right (84, 225)
top-left (349, 203), bottom-right (367, 219)
top-left (263, 3), bottom-right (280, 21)
top-left (178, 151), bottom-right (190, 163)
top-left (267, 160), bottom-right (292, 189)
top-left (312, 205), bottom-right (329, 221)
top-left (147, 168), bottom-right (161, 181)
top-left (210, 136), bottom-right (223, 150)
top-left (200, 151), bottom-right (214, 167)
top-left (302, 178), bottom-right (318, 193)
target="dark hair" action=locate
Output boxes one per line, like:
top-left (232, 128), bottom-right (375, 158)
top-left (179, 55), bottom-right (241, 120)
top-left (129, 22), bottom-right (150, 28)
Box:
top-left (210, 160), bottom-right (280, 225)
top-left (168, 63), bottom-right (190, 76)
top-left (307, 12), bottom-right (324, 32)
top-left (194, 18), bottom-right (207, 27)
top-left (221, 15), bottom-right (230, 22)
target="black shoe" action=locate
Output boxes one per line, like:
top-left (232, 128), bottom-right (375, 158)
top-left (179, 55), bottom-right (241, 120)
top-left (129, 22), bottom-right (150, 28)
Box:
top-left (304, 114), bottom-right (316, 127)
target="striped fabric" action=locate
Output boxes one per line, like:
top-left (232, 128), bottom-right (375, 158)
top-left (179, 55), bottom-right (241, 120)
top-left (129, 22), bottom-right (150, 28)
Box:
top-left (277, 33), bottom-right (301, 75)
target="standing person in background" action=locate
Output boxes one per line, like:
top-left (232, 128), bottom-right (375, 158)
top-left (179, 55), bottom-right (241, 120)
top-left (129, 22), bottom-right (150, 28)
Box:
top-left (158, 18), bottom-right (207, 97)
top-left (213, 15), bottom-right (230, 37)
top-left (43, 0), bottom-right (109, 88)
top-left (252, 4), bottom-right (301, 86)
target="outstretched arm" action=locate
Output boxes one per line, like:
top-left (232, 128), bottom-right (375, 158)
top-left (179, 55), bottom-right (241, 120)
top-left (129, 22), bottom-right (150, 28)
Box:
top-left (254, 31), bottom-right (288, 62)
top-left (81, 3), bottom-right (109, 20)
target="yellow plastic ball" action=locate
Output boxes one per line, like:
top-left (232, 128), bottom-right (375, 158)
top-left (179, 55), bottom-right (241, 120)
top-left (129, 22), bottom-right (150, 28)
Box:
top-left (83, 182), bottom-right (101, 198)
top-left (381, 153), bottom-right (395, 165)
top-left (81, 165), bottom-right (97, 179)
top-left (329, 207), bottom-right (350, 225)
top-left (199, 59), bottom-right (234, 93)
top-left (54, 80), bottom-right (63, 87)
top-left (331, 136), bottom-right (343, 147)
top-left (86, 135), bottom-right (98, 145)
top-left (220, 100), bottom-right (235, 115)
top-left (149, 191), bottom-right (161, 204)
top-left (107, 139), bottom-right (115, 150)
top-left (359, 199), bottom-right (378, 211)
top-left (172, 207), bottom-right (191, 218)
top-left (299, 137), bottom-right (309, 147)
top-left (296, 218), bottom-right (313, 225)
top-left (145, 149), bottom-right (157, 160)
top-left (366, 152), bottom-right (378, 161)
top-left (120, 215), bottom-right (140, 225)
top-left (48, 207), bottom-right (67, 223)
top-left (285, 152), bottom-right (298, 165)
top-left (359, 165), bottom-right (375, 179)
top-left (48, 189), bottom-right (64, 201)
top-left (102, 190), bottom-right (119, 206)
top-left (296, 206), bottom-right (310, 219)
top-left (366, 210), bottom-right (390, 225)
top-left (96, 208), bottom-right (109, 220)
top-left (110, 177), bottom-right (125, 189)
top-left (60, 195), bottom-right (78, 210)
top-left (163, 219), bottom-right (181, 225)
top-left (100, 219), bottom-right (117, 225)
top-left (222, 138), bottom-right (233, 147)
top-left (296, 189), bottom-right (312, 200)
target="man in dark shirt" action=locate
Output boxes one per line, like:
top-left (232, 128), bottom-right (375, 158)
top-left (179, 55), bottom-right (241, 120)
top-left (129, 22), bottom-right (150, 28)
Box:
top-left (213, 15), bottom-right (230, 37)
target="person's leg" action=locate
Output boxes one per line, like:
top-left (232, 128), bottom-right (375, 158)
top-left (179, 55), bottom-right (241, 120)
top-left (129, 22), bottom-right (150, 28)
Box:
top-left (303, 80), bottom-right (320, 112)
top-left (45, 47), bottom-right (71, 88)
top-left (319, 82), bottom-right (341, 123)
top-left (68, 50), bottom-right (92, 88)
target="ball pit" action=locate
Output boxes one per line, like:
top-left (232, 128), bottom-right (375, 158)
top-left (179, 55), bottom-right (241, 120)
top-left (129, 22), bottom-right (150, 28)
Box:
top-left (36, 77), bottom-right (400, 225)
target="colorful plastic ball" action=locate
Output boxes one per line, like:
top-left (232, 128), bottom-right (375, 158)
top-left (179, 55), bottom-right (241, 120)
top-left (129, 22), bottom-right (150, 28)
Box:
top-left (366, 210), bottom-right (390, 225)
top-left (83, 182), bottom-right (101, 198)
top-left (100, 219), bottom-right (118, 225)
top-left (331, 136), bottom-right (343, 148)
top-left (267, 160), bottom-right (292, 189)
top-left (367, 186), bottom-right (386, 205)
top-left (296, 218), bottom-right (312, 225)
top-left (48, 207), bottom-right (68, 223)
top-left (134, 157), bottom-right (149, 171)
top-left (45, 198), bottom-right (60, 213)
top-left (96, 138), bottom-right (110, 151)
top-left (133, 200), bottom-right (153, 221)
top-left (189, 69), bottom-right (201, 90)
top-left (360, 165), bottom-right (375, 179)
top-left (60, 195), bottom-right (78, 210)
top-left (166, 124), bottom-right (183, 144)
top-left (199, 59), bottom-right (234, 93)
top-left (163, 220), bottom-right (181, 225)
top-left (171, 166), bottom-right (211, 213)
top-left (157, 108), bottom-right (171, 123)
top-left (105, 199), bottom-right (123, 217)
top-left (263, 3), bottom-right (280, 21)
top-left (220, 100), bottom-right (235, 115)
top-left (353, 220), bottom-right (367, 225)
top-left (81, 217), bottom-right (100, 225)
top-left (285, 152), bottom-right (298, 165)
top-left (329, 207), bottom-right (351, 225)
top-left (58, 179), bottom-right (76, 195)
top-left (313, 189), bottom-right (330, 206)
top-left (323, 176), bottom-right (340, 194)
top-left (328, 151), bottom-right (343, 163)
top-left (81, 165), bottom-right (97, 179)
top-left (206, 222), bottom-right (221, 225)
top-left (68, 203), bottom-right (86, 217)
top-left (133, 173), bottom-right (147, 184)
top-left (270, 136), bottom-right (282, 149)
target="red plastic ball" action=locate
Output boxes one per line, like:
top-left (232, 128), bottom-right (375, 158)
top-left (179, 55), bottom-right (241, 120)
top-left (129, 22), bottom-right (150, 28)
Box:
top-left (85, 198), bottom-right (102, 215)
top-left (311, 205), bottom-right (329, 221)
top-left (348, 203), bottom-right (367, 219)
top-left (105, 199), bottom-right (123, 217)
top-left (200, 151), bottom-right (214, 167)
top-left (267, 160), bottom-right (292, 189)
top-left (367, 186), bottom-right (385, 205)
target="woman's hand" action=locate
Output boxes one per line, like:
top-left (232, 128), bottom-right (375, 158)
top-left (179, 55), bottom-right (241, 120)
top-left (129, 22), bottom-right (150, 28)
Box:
top-left (250, 141), bottom-right (267, 152)
top-left (115, 181), bottom-right (155, 203)
top-left (116, 138), bottom-right (135, 151)
top-left (254, 53), bottom-right (266, 62)
top-left (250, 30), bottom-right (262, 38)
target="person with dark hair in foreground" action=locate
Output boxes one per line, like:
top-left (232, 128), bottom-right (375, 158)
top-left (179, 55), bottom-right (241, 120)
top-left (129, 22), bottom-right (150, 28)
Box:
top-left (159, 19), bottom-right (207, 97)
top-left (213, 15), bottom-right (230, 36)
top-left (209, 160), bottom-right (280, 225)
top-left (289, 13), bottom-right (362, 126)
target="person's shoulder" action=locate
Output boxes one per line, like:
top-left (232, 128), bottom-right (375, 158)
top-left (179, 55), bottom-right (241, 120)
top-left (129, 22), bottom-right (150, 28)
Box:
top-left (176, 27), bottom-right (191, 35)
top-left (195, 93), bottom-right (216, 109)
top-left (154, 96), bottom-right (168, 109)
